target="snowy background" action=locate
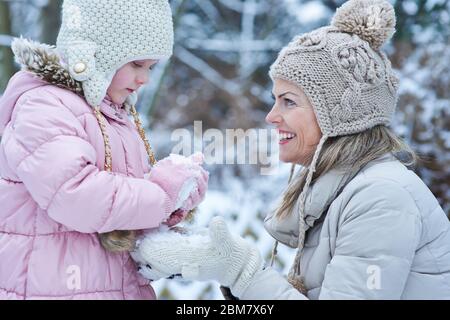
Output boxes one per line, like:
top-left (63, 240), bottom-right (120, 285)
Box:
top-left (0, 0), bottom-right (449, 299)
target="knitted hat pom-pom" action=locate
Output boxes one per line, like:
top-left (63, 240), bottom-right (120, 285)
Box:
top-left (331, 0), bottom-right (396, 49)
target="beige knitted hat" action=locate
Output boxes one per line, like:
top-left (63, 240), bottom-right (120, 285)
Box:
top-left (270, 0), bottom-right (398, 138)
top-left (269, 0), bottom-right (400, 291)
top-left (56, 0), bottom-right (174, 108)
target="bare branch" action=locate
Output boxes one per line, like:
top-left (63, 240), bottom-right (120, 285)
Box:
top-left (175, 45), bottom-right (242, 95)
top-left (217, 0), bottom-right (269, 14)
top-left (184, 38), bottom-right (280, 52)
top-left (192, 0), bottom-right (222, 24)
top-left (0, 34), bottom-right (13, 47)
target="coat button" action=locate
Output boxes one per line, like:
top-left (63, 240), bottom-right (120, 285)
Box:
top-left (73, 62), bottom-right (87, 74)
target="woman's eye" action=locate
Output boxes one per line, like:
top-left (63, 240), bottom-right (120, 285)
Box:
top-left (133, 62), bottom-right (142, 68)
top-left (284, 98), bottom-right (296, 107)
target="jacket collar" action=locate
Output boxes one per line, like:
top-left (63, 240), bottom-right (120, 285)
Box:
top-left (264, 153), bottom-right (397, 248)
top-left (101, 95), bottom-right (129, 124)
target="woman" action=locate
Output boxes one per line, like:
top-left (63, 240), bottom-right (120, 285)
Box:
top-left (133, 0), bottom-right (450, 299)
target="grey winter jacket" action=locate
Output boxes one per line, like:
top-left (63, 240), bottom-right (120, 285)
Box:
top-left (241, 153), bottom-right (450, 299)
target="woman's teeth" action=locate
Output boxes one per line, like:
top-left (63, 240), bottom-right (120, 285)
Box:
top-left (279, 132), bottom-right (296, 141)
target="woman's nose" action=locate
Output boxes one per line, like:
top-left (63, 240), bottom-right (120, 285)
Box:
top-left (265, 105), bottom-right (281, 125)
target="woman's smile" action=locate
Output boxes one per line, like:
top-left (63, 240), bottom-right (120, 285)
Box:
top-left (278, 129), bottom-right (297, 145)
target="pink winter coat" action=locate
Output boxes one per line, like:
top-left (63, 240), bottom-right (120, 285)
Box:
top-left (0, 67), bottom-right (173, 299)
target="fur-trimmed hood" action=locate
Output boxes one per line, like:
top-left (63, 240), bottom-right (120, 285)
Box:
top-left (12, 37), bottom-right (84, 95)
top-left (0, 38), bottom-right (134, 134)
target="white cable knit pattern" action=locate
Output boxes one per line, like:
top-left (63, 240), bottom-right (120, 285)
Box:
top-left (56, 0), bottom-right (174, 107)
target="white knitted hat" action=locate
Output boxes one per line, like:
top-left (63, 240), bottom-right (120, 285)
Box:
top-left (56, 0), bottom-right (174, 107)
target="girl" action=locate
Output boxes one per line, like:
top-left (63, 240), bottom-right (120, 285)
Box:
top-left (133, 0), bottom-right (450, 299)
top-left (0, 0), bottom-right (208, 299)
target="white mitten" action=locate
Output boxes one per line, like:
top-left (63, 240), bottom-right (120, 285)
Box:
top-left (131, 217), bottom-right (263, 297)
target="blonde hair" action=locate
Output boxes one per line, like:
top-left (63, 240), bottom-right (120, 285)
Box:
top-left (95, 105), bottom-right (156, 252)
top-left (275, 125), bottom-right (417, 219)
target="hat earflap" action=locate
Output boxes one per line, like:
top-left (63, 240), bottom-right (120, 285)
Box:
top-left (65, 40), bottom-right (97, 82)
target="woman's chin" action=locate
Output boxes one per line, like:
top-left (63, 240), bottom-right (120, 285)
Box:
top-left (279, 153), bottom-right (293, 164)
top-left (279, 153), bottom-right (307, 166)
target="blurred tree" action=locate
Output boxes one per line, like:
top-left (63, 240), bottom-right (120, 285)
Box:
top-left (389, 0), bottom-right (450, 214)
top-left (39, 0), bottom-right (61, 45)
top-left (0, 1), bottom-right (15, 92)
top-left (151, 0), bottom-right (294, 131)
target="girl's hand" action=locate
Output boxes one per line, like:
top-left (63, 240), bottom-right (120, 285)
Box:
top-left (164, 209), bottom-right (185, 227)
top-left (178, 160), bottom-right (209, 212)
top-left (147, 152), bottom-right (209, 215)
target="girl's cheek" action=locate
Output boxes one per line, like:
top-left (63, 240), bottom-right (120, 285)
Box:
top-left (112, 65), bottom-right (134, 88)
top-left (114, 74), bottom-right (128, 87)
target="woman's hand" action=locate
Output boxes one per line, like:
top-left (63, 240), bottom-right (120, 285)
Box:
top-left (132, 217), bottom-right (263, 297)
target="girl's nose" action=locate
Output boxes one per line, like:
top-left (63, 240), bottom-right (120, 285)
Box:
top-left (136, 73), bottom-right (149, 86)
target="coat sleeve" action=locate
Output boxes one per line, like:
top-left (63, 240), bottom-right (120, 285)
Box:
top-left (240, 267), bottom-right (309, 300)
top-left (318, 178), bottom-right (422, 299)
top-left (3, 88), bottom-right (173, 233)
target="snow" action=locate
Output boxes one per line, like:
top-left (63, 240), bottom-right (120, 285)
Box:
top-left (402, 1), bottom-right (419, 15)
top-left (284, 0), bottom-right (329, 25)
top-left (1, 0), bottom-right (448, 300)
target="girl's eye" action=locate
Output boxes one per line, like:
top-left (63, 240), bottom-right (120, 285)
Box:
top-left (284, 98), bottom-right (296, 107)
top-left (133, 62), bottom-right (155, 71)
